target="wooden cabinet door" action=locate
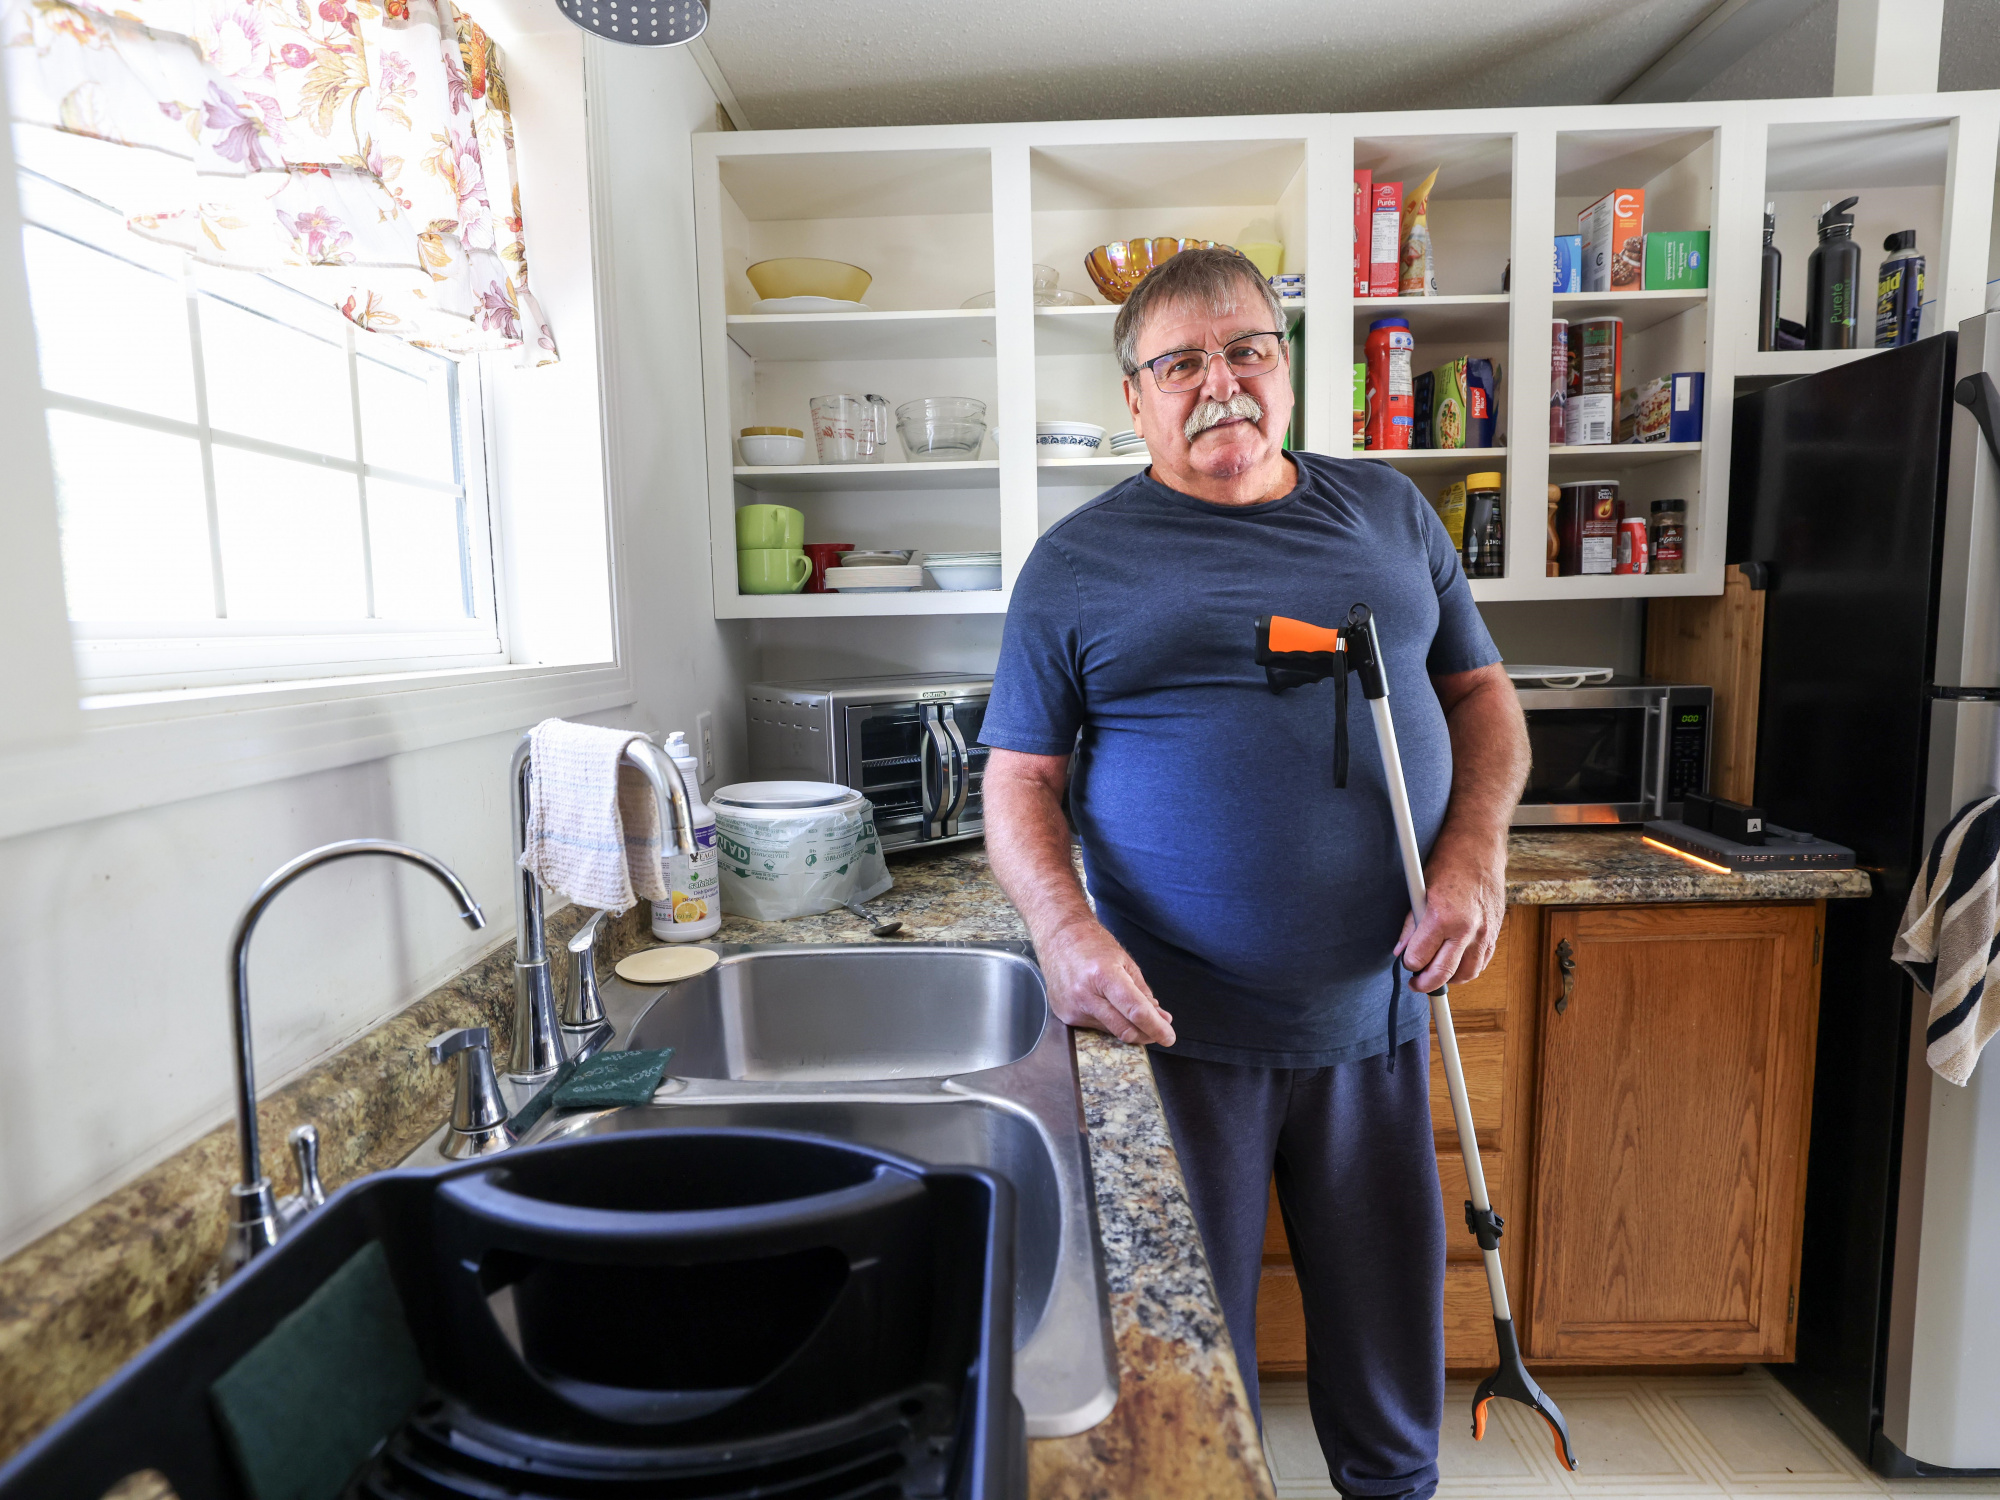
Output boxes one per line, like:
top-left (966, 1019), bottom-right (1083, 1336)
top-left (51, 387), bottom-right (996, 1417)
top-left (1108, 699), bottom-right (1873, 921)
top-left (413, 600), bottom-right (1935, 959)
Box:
top-left (1526, 903), bottom-right (1821, 1362)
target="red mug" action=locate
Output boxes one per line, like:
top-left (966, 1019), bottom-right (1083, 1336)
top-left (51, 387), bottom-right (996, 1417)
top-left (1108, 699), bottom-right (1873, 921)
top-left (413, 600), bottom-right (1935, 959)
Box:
top-left (803, 542), bottom-right (855, 593)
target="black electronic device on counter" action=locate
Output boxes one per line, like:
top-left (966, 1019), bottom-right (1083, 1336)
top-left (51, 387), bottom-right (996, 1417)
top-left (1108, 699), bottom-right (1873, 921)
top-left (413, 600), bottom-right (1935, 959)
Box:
top-left (1643, 818), bottom-right (1854, 872)
top-left (1680, 791), bottom-right (1767, 845)
top-left (0, 1129), bottom-right (1026, 1500)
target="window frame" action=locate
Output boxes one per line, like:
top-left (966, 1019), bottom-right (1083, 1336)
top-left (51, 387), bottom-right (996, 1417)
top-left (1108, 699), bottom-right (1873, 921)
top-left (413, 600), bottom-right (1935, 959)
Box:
top-left (17, 165), bottom-right (510, 694)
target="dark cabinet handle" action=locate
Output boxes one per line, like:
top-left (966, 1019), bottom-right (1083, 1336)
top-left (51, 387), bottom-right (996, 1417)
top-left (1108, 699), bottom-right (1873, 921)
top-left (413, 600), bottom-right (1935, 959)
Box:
top-left (1555, 938), bottom-right (1575, 1014)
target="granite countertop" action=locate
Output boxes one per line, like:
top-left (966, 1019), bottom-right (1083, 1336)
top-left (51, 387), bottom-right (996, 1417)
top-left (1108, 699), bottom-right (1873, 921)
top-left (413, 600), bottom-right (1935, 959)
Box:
top-left (1503, 828), bottom-right (1872, 904)
top-left (0, 824), bottom-right (1867, 1489)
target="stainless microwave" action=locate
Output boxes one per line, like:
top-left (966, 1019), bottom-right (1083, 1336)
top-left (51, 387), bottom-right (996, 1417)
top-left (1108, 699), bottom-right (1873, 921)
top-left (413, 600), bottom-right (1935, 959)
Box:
top-left (746, 674), bottom-right (994, 851)
top-left (1512, 679), bottom-right (1712, 826)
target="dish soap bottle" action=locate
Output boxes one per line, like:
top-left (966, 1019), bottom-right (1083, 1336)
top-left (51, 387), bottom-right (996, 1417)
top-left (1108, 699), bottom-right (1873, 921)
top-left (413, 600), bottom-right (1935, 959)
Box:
top-left (1875, 230), bottom-right (1924, 348)
top-left (654, 731), bottom-right (720, 943)
top-left (1805, 196), bottom-right (1860, 350)
top-left (1758, 203), bottom-right (1781, 351)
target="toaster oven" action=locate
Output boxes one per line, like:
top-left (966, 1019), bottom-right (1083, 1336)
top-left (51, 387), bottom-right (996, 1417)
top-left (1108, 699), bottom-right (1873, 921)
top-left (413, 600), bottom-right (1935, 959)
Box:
top-left (1512, 678), bottom-right (1713, 826)
top-left (746, 674), bottom-right (994, 851)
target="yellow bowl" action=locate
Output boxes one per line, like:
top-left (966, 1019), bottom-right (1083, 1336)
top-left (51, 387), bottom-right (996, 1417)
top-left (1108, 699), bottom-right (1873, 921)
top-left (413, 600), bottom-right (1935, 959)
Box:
top-left (1083, 238), bottom-right (1230, 304)
top-left (745, 257), bottom-right (873, 302)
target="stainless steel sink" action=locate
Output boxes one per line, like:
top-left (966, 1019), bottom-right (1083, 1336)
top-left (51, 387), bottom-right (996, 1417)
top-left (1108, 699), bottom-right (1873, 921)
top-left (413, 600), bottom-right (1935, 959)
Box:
top-left (621, 945), bottom-right (1047, 1081)
top-left (522, 942), bottom-right (1117, 1439)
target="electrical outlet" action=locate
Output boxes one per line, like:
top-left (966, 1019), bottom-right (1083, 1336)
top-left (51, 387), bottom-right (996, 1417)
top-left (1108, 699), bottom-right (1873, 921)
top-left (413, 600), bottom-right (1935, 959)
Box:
top-left (695, 710), bottom-right (715, 783)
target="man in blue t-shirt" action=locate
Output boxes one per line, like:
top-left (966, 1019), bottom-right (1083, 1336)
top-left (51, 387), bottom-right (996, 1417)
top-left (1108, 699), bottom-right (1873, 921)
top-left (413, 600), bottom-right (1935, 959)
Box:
top-left (981, 248), bottom-right (1528, 1500)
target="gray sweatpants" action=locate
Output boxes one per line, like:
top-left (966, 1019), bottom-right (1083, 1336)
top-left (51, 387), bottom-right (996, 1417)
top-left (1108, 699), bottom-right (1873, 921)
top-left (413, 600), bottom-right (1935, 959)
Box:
top-left (1150, 1038), bottom-right (1446, 1500)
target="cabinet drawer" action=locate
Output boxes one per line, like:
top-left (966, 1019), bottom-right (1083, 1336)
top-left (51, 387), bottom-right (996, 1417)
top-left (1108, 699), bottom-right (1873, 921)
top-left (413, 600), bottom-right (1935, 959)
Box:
top-left (1253, 1261), bottom-right (1500, 1372)
top-left (1430, 1029), bottom-right (1505, 1144)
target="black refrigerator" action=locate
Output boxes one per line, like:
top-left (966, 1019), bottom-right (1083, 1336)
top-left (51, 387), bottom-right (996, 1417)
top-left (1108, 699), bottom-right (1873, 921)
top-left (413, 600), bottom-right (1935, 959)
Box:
top-left (1728, 319), bottom-right (2000, 1476)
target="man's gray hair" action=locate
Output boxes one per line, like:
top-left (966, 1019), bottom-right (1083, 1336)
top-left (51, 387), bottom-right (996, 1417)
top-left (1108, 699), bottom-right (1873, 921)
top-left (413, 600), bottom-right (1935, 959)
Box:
top-left (1111, 247), bottom-right (1286, 377)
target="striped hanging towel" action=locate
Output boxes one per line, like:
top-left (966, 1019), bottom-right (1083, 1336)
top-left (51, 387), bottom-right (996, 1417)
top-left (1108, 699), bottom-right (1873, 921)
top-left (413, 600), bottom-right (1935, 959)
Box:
top-left (1892, 794), bottom-right (2000, 1085)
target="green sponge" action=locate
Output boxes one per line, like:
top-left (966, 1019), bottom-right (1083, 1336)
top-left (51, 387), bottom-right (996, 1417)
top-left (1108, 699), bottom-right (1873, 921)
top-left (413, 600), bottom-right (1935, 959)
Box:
top-left (550, 1046), bottom-right (676, 1109)
top-left (209, 1240), bottom-right (426, 1500)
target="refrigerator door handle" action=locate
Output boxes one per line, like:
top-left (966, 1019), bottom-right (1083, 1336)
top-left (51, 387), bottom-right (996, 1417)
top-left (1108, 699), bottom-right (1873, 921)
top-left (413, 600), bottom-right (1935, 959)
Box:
top-left (1954, 372), bottom-right (2000, 474)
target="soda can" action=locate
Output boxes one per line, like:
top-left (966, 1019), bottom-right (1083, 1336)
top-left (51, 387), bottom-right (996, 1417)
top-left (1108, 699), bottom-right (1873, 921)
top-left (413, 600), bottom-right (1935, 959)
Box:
top-left (1615, 516), bottom-right (1650, 575)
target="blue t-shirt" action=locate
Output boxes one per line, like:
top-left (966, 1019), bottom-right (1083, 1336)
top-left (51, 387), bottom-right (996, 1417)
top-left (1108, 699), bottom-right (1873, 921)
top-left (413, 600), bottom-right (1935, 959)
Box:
top-left (981, 451), bottom-right (1500, 1068)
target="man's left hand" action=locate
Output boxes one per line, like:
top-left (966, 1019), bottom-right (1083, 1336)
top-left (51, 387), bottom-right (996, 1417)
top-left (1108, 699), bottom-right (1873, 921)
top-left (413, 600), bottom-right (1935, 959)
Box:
top-left (1393, 839), bottom-right (1508, 992)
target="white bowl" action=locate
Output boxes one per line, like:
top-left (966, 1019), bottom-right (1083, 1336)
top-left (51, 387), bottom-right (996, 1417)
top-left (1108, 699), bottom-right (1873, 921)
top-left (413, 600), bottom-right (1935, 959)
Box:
top-left (927, 562), bottom-right (1003, 591)
top-left (738, 433), bottom-right (806, 465)
top-left (1034, 421), bottom-right (1106, 460)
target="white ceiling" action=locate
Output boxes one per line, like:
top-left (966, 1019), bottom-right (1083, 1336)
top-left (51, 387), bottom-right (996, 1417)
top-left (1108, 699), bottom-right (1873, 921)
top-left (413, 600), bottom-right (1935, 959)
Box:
top-left (702, 0), bottom-right (1723, 131)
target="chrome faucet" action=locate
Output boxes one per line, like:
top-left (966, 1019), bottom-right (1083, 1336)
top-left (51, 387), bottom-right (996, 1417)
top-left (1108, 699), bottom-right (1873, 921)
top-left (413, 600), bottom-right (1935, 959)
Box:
top-left (225, 840), bottom-right (485, 1276)
top-left (507, 732), bottom-right (695, 1081)
top-left (562, 909), bottom-right (615, 1061)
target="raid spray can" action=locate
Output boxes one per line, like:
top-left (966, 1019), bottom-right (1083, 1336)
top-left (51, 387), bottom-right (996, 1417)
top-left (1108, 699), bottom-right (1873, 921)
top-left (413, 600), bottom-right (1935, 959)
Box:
top-left (1805, 196), bottom-right (1860, 350)
top-left (1758, 203), bottom-right (1781, 352)
top-left (1875, 230), bottom-right (1925, 348)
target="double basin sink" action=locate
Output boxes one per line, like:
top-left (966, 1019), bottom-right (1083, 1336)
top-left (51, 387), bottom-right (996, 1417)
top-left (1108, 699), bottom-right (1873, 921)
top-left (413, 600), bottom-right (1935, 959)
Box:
top-left (498, 942), bottom-right (1117, 1438)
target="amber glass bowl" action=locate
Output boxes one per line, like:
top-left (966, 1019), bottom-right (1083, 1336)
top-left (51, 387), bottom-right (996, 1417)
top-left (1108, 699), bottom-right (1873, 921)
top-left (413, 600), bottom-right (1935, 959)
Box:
top-left (744, 257), bottom-right (873, 302)
top-left (1083, 238), bottom-right (1229, 303)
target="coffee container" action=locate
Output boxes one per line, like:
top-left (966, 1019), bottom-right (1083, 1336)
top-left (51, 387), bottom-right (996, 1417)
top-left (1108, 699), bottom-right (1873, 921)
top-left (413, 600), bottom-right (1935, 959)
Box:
top-left (1563, 317), bottom-right (1622, 445)
top-left (1650, 498), bottom-right (1686, 574)
top-left (1556, 479), bottom-right (1622, 575)
top-left (1461, 472), bottom-right (1505, 579)
top-left (1364, 317), bottom-right (1414, 450)
top-left (1615, 517), bottom-right (1649, 575)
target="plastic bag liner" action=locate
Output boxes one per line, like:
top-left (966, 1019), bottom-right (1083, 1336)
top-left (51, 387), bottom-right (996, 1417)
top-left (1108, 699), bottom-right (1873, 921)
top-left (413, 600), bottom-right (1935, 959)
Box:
top-left (715, 797), bottom-right (892, 920)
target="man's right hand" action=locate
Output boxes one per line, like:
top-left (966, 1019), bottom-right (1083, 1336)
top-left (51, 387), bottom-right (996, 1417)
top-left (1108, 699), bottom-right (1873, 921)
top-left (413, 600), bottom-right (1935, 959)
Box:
top-left (1037, 918), bottom-right (1176, 1047)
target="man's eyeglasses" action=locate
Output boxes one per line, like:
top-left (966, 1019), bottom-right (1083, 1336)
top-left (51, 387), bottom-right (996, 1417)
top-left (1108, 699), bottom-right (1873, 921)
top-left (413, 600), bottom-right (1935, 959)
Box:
top-left (1136, 331), bottom-right (1287, 394)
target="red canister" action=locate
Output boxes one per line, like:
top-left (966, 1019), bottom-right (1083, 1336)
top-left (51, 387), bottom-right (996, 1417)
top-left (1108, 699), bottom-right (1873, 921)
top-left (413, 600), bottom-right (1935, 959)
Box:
top-left (1615, 517), bottom-right (1649, 574)
top-left (1365, 317), bottom-right (1415, 450)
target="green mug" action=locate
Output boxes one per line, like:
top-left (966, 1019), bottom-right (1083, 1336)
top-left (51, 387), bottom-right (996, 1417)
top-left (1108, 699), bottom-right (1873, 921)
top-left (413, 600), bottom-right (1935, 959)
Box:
top-left (738, 548), bottom-right (811, 594)
top-left (736, 503), bottom-right (805, 550)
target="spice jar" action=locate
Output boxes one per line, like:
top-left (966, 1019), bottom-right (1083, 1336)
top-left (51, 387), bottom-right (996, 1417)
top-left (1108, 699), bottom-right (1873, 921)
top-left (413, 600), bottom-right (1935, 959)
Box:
top-left (1651, 498), bottom-right (1687, 575)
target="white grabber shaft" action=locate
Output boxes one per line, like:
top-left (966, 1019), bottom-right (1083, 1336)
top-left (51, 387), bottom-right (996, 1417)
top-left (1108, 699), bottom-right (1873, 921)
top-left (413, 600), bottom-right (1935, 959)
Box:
top-left (1365, 690), bottom-right (1511, 1324)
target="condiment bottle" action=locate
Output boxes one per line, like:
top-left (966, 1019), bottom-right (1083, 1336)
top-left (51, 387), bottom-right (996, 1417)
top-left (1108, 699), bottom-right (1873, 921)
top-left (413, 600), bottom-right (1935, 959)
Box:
top-left (1461, 472), bottom-right (1505, 579)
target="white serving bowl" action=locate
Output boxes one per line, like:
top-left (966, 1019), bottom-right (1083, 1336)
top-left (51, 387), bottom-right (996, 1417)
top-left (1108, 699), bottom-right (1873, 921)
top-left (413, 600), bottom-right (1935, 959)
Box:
top-left (738, 433), bottom-right (807, 465)
top-left (926, 562), bottom-right (1003, 591)
top-left (1034, 421), bottom-right (1106, 461)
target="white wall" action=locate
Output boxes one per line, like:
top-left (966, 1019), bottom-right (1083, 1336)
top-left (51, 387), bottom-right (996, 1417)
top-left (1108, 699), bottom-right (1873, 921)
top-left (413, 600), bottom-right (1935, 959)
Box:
top-left (0, 39), bottom-right (749, 1259)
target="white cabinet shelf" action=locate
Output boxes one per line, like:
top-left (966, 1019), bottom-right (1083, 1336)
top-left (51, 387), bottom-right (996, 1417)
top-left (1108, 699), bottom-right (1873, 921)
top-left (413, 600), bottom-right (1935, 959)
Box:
top-left (1352, 294), bottom-right (1510, 342)
top-left (693, 95), bottom-right (2000, 614)
top-left (717, 587), bottom-right (1009, 621)
top-left (1035, 300), bottom-right (1304, 356)
top-left (1366, 447), bottom-right (1508, 475)
top-left (731, 460), bottom-right (998, 493)
top-left (1552, 290), bottom-right (1708, 333)
top-left (1549, 442), bottom-right (1703, 469)
top-left (724, 309), bottom-right (996, 361)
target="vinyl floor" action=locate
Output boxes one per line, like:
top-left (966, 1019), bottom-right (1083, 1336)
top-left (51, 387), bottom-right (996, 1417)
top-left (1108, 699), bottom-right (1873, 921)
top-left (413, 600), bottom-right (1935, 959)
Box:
top-left (1259, 1367), bottom-right (2000, 1498)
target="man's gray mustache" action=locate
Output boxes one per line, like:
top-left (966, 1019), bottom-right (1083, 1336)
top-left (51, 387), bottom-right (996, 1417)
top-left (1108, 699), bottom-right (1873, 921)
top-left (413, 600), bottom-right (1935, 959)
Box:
top-left (1185, 393), bottom-right (1264, 441)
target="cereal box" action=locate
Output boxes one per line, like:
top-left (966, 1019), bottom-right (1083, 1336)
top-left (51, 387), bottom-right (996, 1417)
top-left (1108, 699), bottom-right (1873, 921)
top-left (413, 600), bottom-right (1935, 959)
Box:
top-left (1580, 188), bottom-right (1645, 292)
top-left (1369, 180), bottom-right (1403, 298)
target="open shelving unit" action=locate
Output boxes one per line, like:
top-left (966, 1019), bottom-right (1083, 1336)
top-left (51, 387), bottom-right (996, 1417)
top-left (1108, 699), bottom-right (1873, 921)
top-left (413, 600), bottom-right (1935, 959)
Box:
top-left (693, 93), bottom-right (2000, 617)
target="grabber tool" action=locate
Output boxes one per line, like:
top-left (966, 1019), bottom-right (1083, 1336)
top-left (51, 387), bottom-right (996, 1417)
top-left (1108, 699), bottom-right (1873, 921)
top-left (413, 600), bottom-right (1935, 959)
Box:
top-left (1254, 606), bottom-right (1578, 1471)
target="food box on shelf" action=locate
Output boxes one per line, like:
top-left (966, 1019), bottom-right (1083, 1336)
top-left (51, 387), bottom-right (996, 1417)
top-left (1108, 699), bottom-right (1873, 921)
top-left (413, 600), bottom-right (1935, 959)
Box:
top-left (1554, 235), bottom-right (1582, 293)
top-left (1644, 231), bottom-right (1709, 290)
top-left (1580, 188), bottom-right (1645, 292)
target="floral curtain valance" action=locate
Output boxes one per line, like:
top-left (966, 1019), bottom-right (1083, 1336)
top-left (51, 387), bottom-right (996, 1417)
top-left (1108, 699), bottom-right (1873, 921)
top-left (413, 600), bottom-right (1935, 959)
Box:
top-left (3, 0), bottom-right (557, 364)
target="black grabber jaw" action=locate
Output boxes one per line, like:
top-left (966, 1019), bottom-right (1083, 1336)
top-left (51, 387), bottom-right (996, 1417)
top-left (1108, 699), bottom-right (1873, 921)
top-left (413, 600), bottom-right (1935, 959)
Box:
top-left (1474, 1317), bottom-right (1578, 1470)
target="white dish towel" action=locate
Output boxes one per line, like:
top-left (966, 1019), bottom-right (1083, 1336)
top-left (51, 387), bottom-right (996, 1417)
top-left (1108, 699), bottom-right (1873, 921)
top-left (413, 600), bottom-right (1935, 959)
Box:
top-left (517, 718), bottom-right (670, 915)
top-left (1892, 793), bottom-right (2000, 1085)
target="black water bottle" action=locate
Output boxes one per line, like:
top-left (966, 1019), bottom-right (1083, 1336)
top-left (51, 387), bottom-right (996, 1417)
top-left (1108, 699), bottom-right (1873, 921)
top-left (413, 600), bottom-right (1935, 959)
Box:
top-left (1805, 196), bottom-right (1860, 350)
top-left (1758, 203), bottom-right (1781, 352)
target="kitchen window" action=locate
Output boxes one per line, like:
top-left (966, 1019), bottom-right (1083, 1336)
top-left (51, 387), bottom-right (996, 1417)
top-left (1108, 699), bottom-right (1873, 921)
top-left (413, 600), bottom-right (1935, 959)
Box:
top-left (17, 160), bottom-right (502, 694)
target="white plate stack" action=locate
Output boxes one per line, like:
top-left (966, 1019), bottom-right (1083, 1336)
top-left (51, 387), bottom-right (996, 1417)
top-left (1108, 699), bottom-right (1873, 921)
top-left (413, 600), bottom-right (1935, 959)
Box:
top-left (1106, 429), bottom-right (1147, 458)
top-left (923, 551), bottom-right (1002, 591)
